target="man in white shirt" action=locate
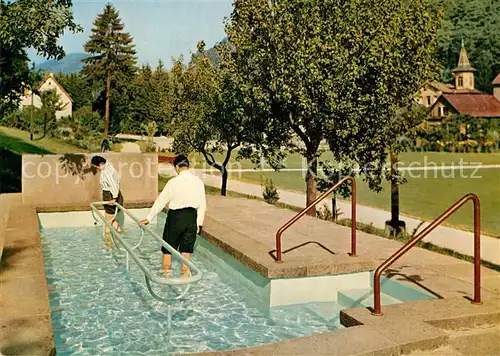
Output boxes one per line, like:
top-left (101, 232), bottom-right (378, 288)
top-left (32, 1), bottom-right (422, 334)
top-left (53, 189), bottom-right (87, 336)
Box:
top-left (91, 156), bottom-right (125, 247)
top-left (140, 155), bottom-right (206, 277)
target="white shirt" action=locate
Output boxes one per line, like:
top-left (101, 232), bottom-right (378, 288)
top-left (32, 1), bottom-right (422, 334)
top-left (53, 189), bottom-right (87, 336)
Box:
top-left (146, 170), bottom-right (206, 227)
top-left (100, 163), bottom-right (120, 198)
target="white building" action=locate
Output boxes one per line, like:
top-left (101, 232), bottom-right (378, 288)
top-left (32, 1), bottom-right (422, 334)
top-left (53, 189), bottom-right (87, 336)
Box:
top-left (19, 73), bottom-right (73, 119)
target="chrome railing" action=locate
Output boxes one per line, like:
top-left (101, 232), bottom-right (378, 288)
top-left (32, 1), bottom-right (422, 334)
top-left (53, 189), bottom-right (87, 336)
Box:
top-left (90, 202), bottom-right (203, 304)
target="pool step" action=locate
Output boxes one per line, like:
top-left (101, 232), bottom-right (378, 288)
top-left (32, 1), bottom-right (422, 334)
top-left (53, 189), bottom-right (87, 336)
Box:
top-left (337, 288), bottom-right (402, 308)
top-left (304, 302), bottom-right (342, 323)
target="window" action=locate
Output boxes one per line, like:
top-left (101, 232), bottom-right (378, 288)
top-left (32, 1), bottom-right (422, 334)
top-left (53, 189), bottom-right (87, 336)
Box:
top-left (443, 107), bottom-right (448, 115)
top-left (458, 76), bottom-right (463, 87)
top-left (427, 96), bottom-right (431, 105)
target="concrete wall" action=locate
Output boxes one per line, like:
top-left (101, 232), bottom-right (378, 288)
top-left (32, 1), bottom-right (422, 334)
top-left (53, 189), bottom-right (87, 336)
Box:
top-left (22, 153), bottom-right (158, 208)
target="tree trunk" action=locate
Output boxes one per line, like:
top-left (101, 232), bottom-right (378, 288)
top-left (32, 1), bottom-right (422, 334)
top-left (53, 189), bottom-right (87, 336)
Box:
top-left (390, 150), bottom-right (399, 226)
top-left (30, 90), bottom-right (34, 141)
top-left (221, 166), bottom-right (228, 197)
top-left (104, 71), bottom-right (111, 137)
top-left (332, 195), bottom-right (337, 221)
top-left (305, 154), bottom-right (317, 216)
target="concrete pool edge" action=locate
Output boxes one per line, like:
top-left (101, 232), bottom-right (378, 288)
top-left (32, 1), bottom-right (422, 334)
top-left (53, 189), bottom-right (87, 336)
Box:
top-left (0, 195), bottom-right (156, 356)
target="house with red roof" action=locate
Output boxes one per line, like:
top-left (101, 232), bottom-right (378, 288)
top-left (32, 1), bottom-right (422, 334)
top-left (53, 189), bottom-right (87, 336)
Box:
top-left (425, 45), bottom-right (500, 120)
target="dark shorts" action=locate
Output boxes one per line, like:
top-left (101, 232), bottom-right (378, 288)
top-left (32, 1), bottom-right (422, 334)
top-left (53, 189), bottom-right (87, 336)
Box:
top-left (162, 208), bottom-right (197, 254)
top-left (102, 190), bottom-right (123, 215)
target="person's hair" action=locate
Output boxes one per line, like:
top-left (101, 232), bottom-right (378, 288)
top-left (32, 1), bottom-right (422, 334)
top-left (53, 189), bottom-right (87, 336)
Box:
top-left (173, 154), bottom-right (189, 168)
top-left (91, 155), bottom-right (106, 166)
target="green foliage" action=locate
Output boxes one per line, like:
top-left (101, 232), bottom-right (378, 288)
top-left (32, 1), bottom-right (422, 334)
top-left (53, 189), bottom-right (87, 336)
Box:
top-left (82, 3), bottom-right (137, 136)
top-left (73, 106), bottom-right (102, 135)
top-left (262, 178), bottom-right (280, 205)
top-left (419, 115), bottom-right (500, 152)
top-left (0, 0), bottom-right (81, 116)
top-left (141, 121), bottom-right (158, 152)
top-left (124, 63), bottom-right (173, 134)
top-left (56, 73), bottom-right (94, 110)
top-left (435, 0), bottom-right (500, 92)
top-left (170, 41), bottom-right (253, 195)
top-left (227, 0), bottom-right (443, 207)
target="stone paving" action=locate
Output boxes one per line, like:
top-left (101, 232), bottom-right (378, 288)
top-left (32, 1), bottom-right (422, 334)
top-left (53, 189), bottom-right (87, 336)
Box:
top-left (162, 167), bottom-right (499, 265)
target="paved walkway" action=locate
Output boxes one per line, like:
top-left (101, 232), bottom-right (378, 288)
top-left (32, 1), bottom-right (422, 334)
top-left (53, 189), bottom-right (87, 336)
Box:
top-left (159, 166), bottom-right (500, 265)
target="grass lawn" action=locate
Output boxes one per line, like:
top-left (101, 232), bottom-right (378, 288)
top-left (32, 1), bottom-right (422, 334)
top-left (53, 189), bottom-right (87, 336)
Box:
top-left (237, 169), bottom-right (500, 237)
top-left (0, 126), bottom-right (87, 154)
top-left (182, 150), bottom-right (500, 170)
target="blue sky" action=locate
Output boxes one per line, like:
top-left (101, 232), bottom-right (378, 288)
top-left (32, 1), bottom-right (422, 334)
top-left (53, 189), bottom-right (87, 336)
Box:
top-left (30, 0), bottom-right (233, 67)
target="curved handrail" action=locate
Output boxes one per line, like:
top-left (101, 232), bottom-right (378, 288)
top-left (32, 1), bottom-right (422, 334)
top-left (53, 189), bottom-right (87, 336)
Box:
top-left (90, 202), bottom-right (203, 287)
top-left (275, 176), bottom-right (356, 263)
top-left (90, 204), bottom-right (144, 252)
top-left (372, 193), bottom-right (481, 316)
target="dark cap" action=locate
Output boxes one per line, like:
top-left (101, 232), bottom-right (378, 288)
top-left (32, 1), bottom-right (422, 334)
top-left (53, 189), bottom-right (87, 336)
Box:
top-left (173, 155), bottom-right (189, 167)
top-left (91, 155), bottom-right (106, 166)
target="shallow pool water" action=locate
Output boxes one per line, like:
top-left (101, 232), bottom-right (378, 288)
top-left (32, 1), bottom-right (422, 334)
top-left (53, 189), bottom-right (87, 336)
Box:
top-left (42, 222), bottom-right (343, 356)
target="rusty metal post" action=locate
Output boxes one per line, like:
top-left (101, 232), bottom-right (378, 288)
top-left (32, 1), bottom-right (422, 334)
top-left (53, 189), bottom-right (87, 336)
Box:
top-left (275, 176), bottom-right (356, 263)
top-left (472, 195), bottom-right (482, 305)
top-left (372, 193), bottom-right (482, 316)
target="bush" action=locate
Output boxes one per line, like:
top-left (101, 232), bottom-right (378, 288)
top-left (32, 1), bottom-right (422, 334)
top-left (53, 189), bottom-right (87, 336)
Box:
top-left (262, 178), bottom-right (280, 204)
top-left (74, 106), bottom-right (102, 133)
top-left (316, 204), bottom-right (333, 220)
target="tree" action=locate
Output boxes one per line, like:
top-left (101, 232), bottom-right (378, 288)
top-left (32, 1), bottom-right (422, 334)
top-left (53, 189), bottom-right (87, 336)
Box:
top-left (35, 89), bottom-right (66, 140)
top-left (227, 0), bottom-right (442, 215)
top-left (82, 3), bottom-right (137, 137)
top-left (170, 41), bottom-right (253, 196)
top-left (0, 0), bottom-right (81, 117)
top-left (56, 73), bottom-right (94, 111)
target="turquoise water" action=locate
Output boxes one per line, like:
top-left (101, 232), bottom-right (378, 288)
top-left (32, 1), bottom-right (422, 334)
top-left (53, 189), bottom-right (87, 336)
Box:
top-left (42, 222), bottom-right (344, 356)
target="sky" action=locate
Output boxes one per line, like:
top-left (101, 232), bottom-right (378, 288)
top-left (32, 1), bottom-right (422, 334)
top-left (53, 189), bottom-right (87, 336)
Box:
top-left (29, 0), bottom-right (233, 67)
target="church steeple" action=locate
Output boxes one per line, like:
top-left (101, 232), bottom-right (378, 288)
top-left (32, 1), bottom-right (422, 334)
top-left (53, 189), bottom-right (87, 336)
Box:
top-left (452, 41), bottom-right (476, 90)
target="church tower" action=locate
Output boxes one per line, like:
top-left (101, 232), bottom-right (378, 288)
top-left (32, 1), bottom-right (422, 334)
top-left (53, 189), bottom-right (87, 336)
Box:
top-left (452, 40), bottom-right (476, 91)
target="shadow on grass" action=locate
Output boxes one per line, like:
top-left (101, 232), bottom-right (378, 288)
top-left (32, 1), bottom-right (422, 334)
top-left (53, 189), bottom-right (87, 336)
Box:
top-left (0, 131), bottom-right (53, 193)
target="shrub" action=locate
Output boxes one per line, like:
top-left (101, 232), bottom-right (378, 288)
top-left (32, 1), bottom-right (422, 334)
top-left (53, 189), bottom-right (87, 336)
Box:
top-left (262, 178), bottom-right (280, 204)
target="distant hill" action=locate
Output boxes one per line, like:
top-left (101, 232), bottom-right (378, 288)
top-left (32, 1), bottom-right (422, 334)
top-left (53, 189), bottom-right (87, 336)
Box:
top-left (38, 53), bottom-right (87, 74)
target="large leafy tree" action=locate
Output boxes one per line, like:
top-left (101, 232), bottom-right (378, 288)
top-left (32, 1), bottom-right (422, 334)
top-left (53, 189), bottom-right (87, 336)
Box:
top-left (0, 0), bottom-right (80, 117)
top-left (171, 41), bottom-right (253, 196)
top-left (227, 0), bottom-right (442, 215)
top-left (82, 3), bottom-right (137, 137)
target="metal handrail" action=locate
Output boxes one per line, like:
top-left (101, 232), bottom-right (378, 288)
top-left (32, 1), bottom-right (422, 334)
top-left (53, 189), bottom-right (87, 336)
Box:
top-left (90, 202), bottom-right (203, 299)
top-left (275, 176), bottom-right (356, 263)
top-left (372, 193), bottom-right (482, 316)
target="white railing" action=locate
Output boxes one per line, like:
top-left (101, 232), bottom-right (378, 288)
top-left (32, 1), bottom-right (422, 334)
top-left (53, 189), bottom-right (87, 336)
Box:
top-left (90, 202), bottom-right (203, 304)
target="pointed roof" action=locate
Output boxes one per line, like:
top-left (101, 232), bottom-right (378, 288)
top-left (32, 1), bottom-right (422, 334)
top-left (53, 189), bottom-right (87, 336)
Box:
top-left (452, 42), bottom-right (476, 73)
top-left (36, 73), bottom-right (73, 102)
top-left (492, 73), bottom-right (500, 86)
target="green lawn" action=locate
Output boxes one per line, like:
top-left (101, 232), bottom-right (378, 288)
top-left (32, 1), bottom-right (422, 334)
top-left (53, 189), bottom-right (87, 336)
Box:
top-left (0, 126), bottom-right (87, 154)
top-left (182, 150), bottom-right (500, 170)
top-left (237, 169), bottom-right (500, 237)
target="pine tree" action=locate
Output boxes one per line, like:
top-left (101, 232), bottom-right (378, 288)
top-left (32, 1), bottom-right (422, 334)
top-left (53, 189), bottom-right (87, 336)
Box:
top-left (82, 4), bottom-right (137, 137)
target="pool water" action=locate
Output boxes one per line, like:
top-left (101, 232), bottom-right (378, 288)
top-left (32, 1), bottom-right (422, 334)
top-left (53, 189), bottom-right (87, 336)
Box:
top-left (42, 222), bottom-right (344, 356)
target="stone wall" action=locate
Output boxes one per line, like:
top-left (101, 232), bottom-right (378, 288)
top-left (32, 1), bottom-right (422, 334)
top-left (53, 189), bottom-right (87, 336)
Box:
top-left (22, 153), bottom-right (158, 208)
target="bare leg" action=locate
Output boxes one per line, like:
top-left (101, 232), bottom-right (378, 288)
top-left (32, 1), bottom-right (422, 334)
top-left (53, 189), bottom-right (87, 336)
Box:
top-left (181, 253), bottom-right (191, 277)
top-left (163, 254), bottom-right (172, 275)
top-left (104, 213), bottom-right (114, 248)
